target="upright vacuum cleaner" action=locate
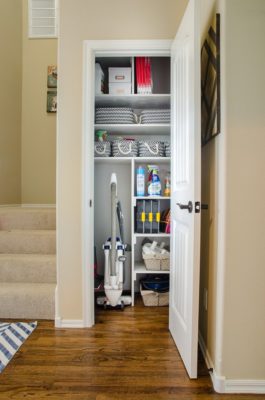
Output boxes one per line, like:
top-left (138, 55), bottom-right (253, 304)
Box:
top-left (96, 173), bottom-right (132, 309)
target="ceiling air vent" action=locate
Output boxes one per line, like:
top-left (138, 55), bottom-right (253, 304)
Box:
top-left (28, 0), bottom-right (58, 38)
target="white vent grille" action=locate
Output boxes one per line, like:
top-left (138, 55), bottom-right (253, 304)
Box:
top-left (28, 0), bottom-right (58, 38)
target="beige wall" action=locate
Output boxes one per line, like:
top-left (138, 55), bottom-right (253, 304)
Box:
top-left (58, 0), bottom-right (265, 381)
top-left (0, 0), bottom-right (22, 204)
top-left (200, 0), bottom-right (265, 382)
top-left (222, 0), bottom-right (265, 380)
top-left (57, 0), bottom-right (188, 319)
top-left (21, 0), bottom-right (57, 204)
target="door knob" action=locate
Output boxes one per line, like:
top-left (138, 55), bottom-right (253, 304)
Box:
top-left (176, 201), bottom-right (193, 213)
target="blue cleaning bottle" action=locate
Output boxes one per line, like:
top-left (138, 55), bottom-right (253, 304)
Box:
top-left (136, 166), bottom-right (145, 196)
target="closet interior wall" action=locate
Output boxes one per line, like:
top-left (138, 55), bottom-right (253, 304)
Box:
top-left (94, 55), bottom-right (171, 304)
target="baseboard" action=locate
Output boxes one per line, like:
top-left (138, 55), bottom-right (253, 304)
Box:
top-left (198, 332), bottom-right (226, 393)
top-left (0, 204), bottom-right (56, 209)
top-left (0, 204), bottom-right (21, 208)
top-left (55, 317), bottom-right (85, 328)
top-left (21, 204), bottom-right (56, 208)
top-left (55, 285), bottom-right (59, 323)
top-left (198, 332), bottom-right (265, 394)
top-left (225, 380), bottom-right (265, 394)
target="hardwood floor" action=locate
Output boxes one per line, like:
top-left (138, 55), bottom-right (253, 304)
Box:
top-left (0, 300), bottom-right (263, 399)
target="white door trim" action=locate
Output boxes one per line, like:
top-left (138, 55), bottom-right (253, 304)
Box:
top-left (82, 40), bottom-right (172, 327)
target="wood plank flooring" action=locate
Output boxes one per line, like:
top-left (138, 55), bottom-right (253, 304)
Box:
top-left (0, 300), bottom-right (263, 399)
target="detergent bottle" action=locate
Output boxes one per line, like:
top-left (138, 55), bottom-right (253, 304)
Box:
top-left (147, 165), bottom-right (161, 196)
top-left (164, 172), bottom-right (171, 197)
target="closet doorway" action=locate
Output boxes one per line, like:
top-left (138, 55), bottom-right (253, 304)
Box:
top-left (83, 0), bottom-right (201, 379)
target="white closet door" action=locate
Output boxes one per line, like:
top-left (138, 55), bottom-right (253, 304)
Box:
top-left (169, 0), bottom-right (201, 379)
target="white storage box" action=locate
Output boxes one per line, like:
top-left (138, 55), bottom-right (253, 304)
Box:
top-left (95, 63), bottom-right (105, 95)
top-left (108, 67), bottom-right (132, 95)
top-left (109, 67), bottom-right (131, 83)
top-left (109, 83), bottom-right (132, 95)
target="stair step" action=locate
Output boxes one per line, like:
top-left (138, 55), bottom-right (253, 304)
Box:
top-left (0, 230), bottom-right (56, 254)
top-left (0, 283), bottom-right (55, 319)
top-left (0, 207), bottom-right (56, 230)
top-left (0, 254), bottom-right (56, 283)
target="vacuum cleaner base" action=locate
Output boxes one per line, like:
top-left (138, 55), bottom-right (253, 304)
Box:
top-left (96, 295), bottom-right (132, 309)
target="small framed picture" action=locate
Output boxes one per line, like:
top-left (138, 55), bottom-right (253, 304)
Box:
top-left (47, 90), bottom-right (57, 113)
top-left (47, 65), bottom-right (57, 88)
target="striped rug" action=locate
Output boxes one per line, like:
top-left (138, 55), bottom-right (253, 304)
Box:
top-left (0, 321), bottom-right (37, 373)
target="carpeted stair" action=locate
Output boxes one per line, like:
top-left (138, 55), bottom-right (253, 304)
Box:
top-left (0, 208), bottom-right (56, 320)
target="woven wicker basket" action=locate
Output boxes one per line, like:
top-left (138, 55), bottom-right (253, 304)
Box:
top-left (140, 284), bottom-right (169, 306)
top-left (142, 253), bottom-right (170, 271)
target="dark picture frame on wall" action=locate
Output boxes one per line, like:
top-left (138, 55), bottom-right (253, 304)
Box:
top-left (47, 90), bottom-right (57, 113)
top-left (47, 65), bottom-right (57, 113)
top-left (201, 13), bottom-right (221, 146)
top-left (47, 65), bottom-right (57, 88)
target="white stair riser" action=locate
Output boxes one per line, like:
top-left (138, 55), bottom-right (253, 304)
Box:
top-left (0, 256), bottom-right (56, 283)
top-left (0, 231), bottom-right (56, 254)
top-left (0, 210), bottom-right (56, 230)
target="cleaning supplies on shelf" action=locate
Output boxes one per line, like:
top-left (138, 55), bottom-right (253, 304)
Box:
top-left (136, 166), bottom-right (145, 196)
top-left (96, 130), bottom-right (108, 142)
top-left (164, 172), bottom-right (171, 197)
top-left (147, 165), bottom-right (161, 196)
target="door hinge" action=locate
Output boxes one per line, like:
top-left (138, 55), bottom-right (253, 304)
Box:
top-left (89, 199), bottom-right (92, 207)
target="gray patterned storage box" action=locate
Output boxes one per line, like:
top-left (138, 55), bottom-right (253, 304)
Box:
top-left (112, 140), bottom-right (138, 157)
top-left (94, 142), bottom-right (111, 157)
top-left (138, 140), bottom-right (164, 157)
